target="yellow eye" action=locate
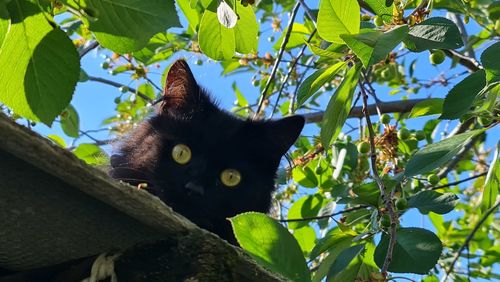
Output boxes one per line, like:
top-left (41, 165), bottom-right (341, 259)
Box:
top-left (220, 169), bottom-right (241, 187)
top-left (172, 144), bottom-right (191, 164)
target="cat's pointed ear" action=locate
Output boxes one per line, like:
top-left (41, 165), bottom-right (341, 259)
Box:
top-left (160, 59), bottom-right (200, 113)
top-left (265, 115), bottom-right (305, 159)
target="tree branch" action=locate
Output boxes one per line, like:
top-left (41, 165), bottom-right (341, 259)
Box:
top-left (279, 205), bottom-right (369, 222)
top-left (360, 80), bottom-right (397, 278)
top-left (443, 49), bottom-right (482, 72)
top-left (443, 200), bottom-right (500, 280)
top-left (79, 41), bottom-right (99, 58)
top-left (254, 2), bottom-right (301, 116)
top-left (297, 0), bottom-right (317, 23)
top-left (271, 29), bottom-right (317, 118)
top-left (87, 76), bottom-right (153, 104)
top-left (302, 99), bottom-right (426, 123)
top-left (430, 172), bottom-right (487, 190)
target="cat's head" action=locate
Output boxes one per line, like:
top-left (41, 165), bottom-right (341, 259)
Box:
top-left (111, 59), bottom-right (304, 231)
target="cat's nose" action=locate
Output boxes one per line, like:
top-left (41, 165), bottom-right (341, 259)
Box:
top-left (185, 181), bottom-right (204, 195)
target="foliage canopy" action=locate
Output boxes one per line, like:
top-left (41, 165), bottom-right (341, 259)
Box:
top-left (0, 0), bottom-right (499, 281)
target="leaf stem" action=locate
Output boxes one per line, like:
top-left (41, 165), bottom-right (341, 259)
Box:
top-left (254, 2), bottom-right (301, 117)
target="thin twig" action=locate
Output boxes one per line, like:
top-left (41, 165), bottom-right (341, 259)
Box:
top-left (443, 49), bottom-right (482, 72)
top-left (360, 79), bottom-right (397, 278)
top-left (302, 99), bottom-right (426, 123)
top-left (297, 0), bottom-right (317, 23)
top-left (270, 29), bottom-right (317, 118)
top-left (87, 76), bottom-right (153, 104)
top-left (443, 200), bottom-right (500, 281)
top-left (279, 205), bottom-right (369, 222)
top-left (254, 2), bottom-right (301, 117)
top-left (79, 41), bottom-right (99, 58)
top-left (437, 135), bottom-right (479, 178)
top-left (430, 172), bottom-right (487, 190)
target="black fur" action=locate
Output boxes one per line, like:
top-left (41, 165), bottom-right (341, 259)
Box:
top-left (110, 60), bottom-right (304, 244)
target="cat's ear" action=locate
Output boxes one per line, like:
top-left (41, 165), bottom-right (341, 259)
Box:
top-left (160, 59), bottom-right (200, 113)
top-left (265, 115), bottom-right (305, 160)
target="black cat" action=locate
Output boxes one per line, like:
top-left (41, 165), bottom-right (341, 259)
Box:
top-left (110, 60), bottom-right (304, 244)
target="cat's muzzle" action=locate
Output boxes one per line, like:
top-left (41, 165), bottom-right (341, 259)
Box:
top-left (185, 181), bottom-right (204, 195)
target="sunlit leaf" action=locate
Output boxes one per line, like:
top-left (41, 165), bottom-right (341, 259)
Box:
top-left (341, 25), bottom-right (408, 68)
top-left (83, 0), bottom-right (180, 53)
top-left (364, 0), bottom-right (393, 22)
top-left (287, 194), bottom-right (325, 229)
top-left (60, 104), bottom-right (80, 138)
top-left (296, 62), bottom-right (346, 108)
top-left (317, 0), bottom-right (360, 44)
top-left (199, 5), bottom-right (235, 60)
top-left (230, 212), bottom-right (311, 282)
top-left (320, 65), bottom-right (360, 147)
top-left (293, 226), bottom-right (316, 256)
top-left (0, 0), bottom-right (79, 125)
top-left (408, 98), bottom-right (443, 118)
top-left (481, 142), bottom-right (499, 212)
top-left (73, 143), bottom-right (109, 166)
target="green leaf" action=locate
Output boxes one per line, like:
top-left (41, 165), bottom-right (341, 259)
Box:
top-left (340, 25), bottom-right (408, 68)
top-left (408, 190), bottom-right (459, 214)
top-left (364, 0), bottom-right (393, 22)
top-left (404, 17), bottom-right (463, 52)
top-left (320, 65), bottom-right (360, 147)
top-left (328, 244), bottom-right (365, 278)
top-left (311, 232), bottom-right (355, 282)
top-left (328, 243), bottom-right (378, 282)
top-left (230, 212), bottom-right (311, 282)
top-left (0, 0), bottom-right (80, 125)
top-left (60, 104), bottom-right (80, 138)
top-left (488, 1), bottom-right (500, 21)
top-left (307, 43), bottom-right (343, 59)
top-left (47, 134), bottom-right (67, 148)
top-left (374, 227), bottom-right (443, 274)
top-left (233, 1), bottom-right (258, 54)
top-left (408, 98), bottom-right (443, 118)
top-left (481, 142), bottom-right (499, 212)
top-left (293, 226), bottom-right (316, 256)
top-left (176, 0), bottom-right (200, 35)
top-left (0, 3), bottom-right (8, 47)
top-left (352, 182), bottom-right (380, 207)
top-left (317, 0), bottom-right (360, 44)
top-left (481, 41), bottom-right (500, 82)
top-left (287, 194), bottom-right (325, 229)
top-left (296, 62), bottom-right (346, 107)
top-left (440, 70), bottom-right (486, 120)
top-left (273, 23), bottom-right (310, 50)
top-left (199, 5), bottom-right (235, 60)
top-left (73, 143), bottom-right (109, 166)
top-left (310, 230), bottom-right (355, 260)
top-left (85, 0), bottom-right (180, 53)
top-left (133, 33), bottom-right (175, 65)
top-left (292, 165), bottom-right (319, 188)
top-left (404, 130), bottom-right (484, 177)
